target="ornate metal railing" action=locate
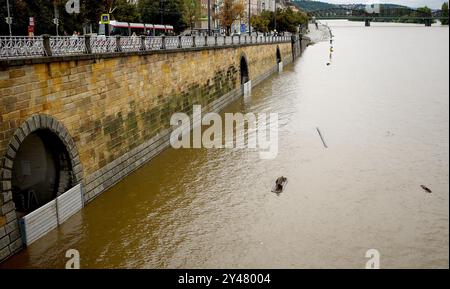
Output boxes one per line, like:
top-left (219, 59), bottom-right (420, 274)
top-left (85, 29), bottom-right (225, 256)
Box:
top-left (0, 36), bottom-right (45, 58)
top-left (165, 36), bottom-right (180, 49)
top-left (180, 36), bottom-right (194, 48)
top-left (143, 36), bottom-right (162, 50)
top-left (50, 36), bottom-right (86, 56)
top-left (120, 36), bottom-right (141, 52)
top-left (0, 34), bottom-right (293, 60)
top-left (90, 36), bottom-right (118, 54)
top-left (194, 36), bottom-right (206, 47)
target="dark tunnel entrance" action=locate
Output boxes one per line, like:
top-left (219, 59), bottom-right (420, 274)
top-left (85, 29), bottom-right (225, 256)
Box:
top-left (240, 56), bottom-right (249, 85)
top-left (11, 129), bottom-right (73, 217)
top-left (276, 47), bottom-right (282, 64)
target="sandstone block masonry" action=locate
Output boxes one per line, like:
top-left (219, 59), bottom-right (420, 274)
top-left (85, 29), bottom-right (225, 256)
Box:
top-left (0, 37), bottom-right (309, 262)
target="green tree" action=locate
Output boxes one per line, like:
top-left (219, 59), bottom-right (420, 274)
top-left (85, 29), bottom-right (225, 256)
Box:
top-left (251, 14), bottom-right (270, 33)
top-left (442, 2), bottom-right (449, 25)
top-left (181, 0), bottom-right (202, 31)
top-left (0, 0), bottom-right (112, 35)
top-left (417, 6), bottom-right (432, 16)
top-left (139, 0), bottom-right (186, 33)
top-left (110, 0), bottom-right (140, 23)
top-left (59, 0), bottom-right (110, 35)
top-left (256, 8), bottom-right (308, 34)
top-left (416, 6), bottom-right (433, 24)
top-left (0, 0), bottom-right (54, 35)
top-left (217, 0), bottom-right (245, 35)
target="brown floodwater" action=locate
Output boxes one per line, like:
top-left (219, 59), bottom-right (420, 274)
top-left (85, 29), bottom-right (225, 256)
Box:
top-left (2, 21), bottom-right (449, 269)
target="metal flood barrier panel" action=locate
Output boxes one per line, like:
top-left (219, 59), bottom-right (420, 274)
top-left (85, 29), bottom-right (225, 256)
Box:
top-left (278, 62), bottom-right (284, 72)
top-left (19, 184), bottom-right (84, 246)
top-left (243, 80), bottom-right (252, 98)
top-left (19, 200), bottom-right (58, 246)
top-left (56, 185), bottom-right (84, 224)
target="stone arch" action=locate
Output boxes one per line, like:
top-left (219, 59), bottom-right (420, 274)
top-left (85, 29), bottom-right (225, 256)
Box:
top-left (276, 46), bottom-right (282, 64)
top-left (1, 114), bottom-right (83, 218)
top-left (240, 53), bottom-right (250, 85)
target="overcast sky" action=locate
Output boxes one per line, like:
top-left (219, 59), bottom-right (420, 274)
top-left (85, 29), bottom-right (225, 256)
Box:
top-left (322, 1), bottom-right (446, 9)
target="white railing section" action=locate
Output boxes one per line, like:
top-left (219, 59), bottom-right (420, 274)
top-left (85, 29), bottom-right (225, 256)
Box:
top-left (50, 36), bottom-right (86, 56)
top-left (0, 36), bottom-right (45, 58)
top-left (120, 36), bottom-right (141, 52)
top-left (90, 36), bottom-right (118, 54)
top-left (165, 36), bottom-right (180, 49)
top-left (0, 34), bottom-right (294, 59)
top-left (144, 36), bottom-right (162, 50)
top-left (181, 36), bottom-right (194, 48)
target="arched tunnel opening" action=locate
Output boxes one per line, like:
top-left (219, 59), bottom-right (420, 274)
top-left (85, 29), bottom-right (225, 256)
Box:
top-left (276, 48), bottom-right (282, 64)
top-left (11, 129), bottom-right (73, 217)
top-left (240, 56), bottom-right (249, 85)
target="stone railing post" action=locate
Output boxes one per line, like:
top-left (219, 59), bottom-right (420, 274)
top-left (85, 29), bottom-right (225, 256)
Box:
top-left (223, 36), bottom-right (226, 46)
top-left (42, 34), bottom-right (52, 56)
top-left (245, 35), bottom-right (247, 44)
top-left (178, 35), bottom-right (182, 48)
top-left (250, 35), bottom-right (253, 44)
top-left (161, 35), bottom-right (166, 49)
top-left (192, 36), bottom-right (196, 48)
top-left (84, 35), bottom-right (92, 54)
top-left (116, 35), bottom-right (122, 52)
top-left (239, 35), bottom-right (241, 44)
top-left (231, 35), bottom-right (234, 45)
top-left (140, 35), bottom-right (146, 51)
top-left (205, 35), bottom-right (208, 47)
top-left (215, 35), bottom-right (218, 46)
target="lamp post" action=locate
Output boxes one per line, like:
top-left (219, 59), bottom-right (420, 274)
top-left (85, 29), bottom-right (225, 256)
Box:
top-left (160, 0), bottom-right (165, 24)
top-left (248, 0), bottom-right (251, 34)
top-left (274, 0), bottom-right (277, 34)
top-left (6, 0), bottom-right (12, 36)
top-left (214, 3), bottom-right (219, 31)
top-left (208, 0), bottom-right (211, 35)
top-left (53, 0), bottom-right (59, 36)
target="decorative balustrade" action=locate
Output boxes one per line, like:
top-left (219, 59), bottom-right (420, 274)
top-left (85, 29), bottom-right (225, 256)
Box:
top-left (0, 36), bottom-right (45, 58)
top-left (194, 36), bottom-right (206, 47)
top-left (180, 36), bottom-right (194, 48)
top-left (165, 36), bottom-right (179, 50)
top-left (50, 36), bottom-right (86, 56)
top-left (120, 36), bottom-right (141, 52)
top-left (0, 34), bottom-right (294, 59)
top-left (144, 36), bottom-right (162, 50)
top-left (206, 36), bottom-right (216, 47)
top-left (90, 36), bottom-right (118, 54)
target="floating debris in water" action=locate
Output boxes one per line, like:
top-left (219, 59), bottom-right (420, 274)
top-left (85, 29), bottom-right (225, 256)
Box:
top-left (385, 131), bottom-right (395, 137)
top-left (421, 185), bottom-right (432, 193)
top-left (316, 127), bottom-right (328, 148)
top-left (272, 177), bottom-right (288, 194)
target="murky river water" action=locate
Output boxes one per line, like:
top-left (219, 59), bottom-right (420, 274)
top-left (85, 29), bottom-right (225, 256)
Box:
top-left (2, 21), bottom-right (449, 269)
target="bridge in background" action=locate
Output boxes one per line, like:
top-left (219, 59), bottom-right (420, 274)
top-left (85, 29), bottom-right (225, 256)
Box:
top-left (308, 7), bottom-right (449, 26)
